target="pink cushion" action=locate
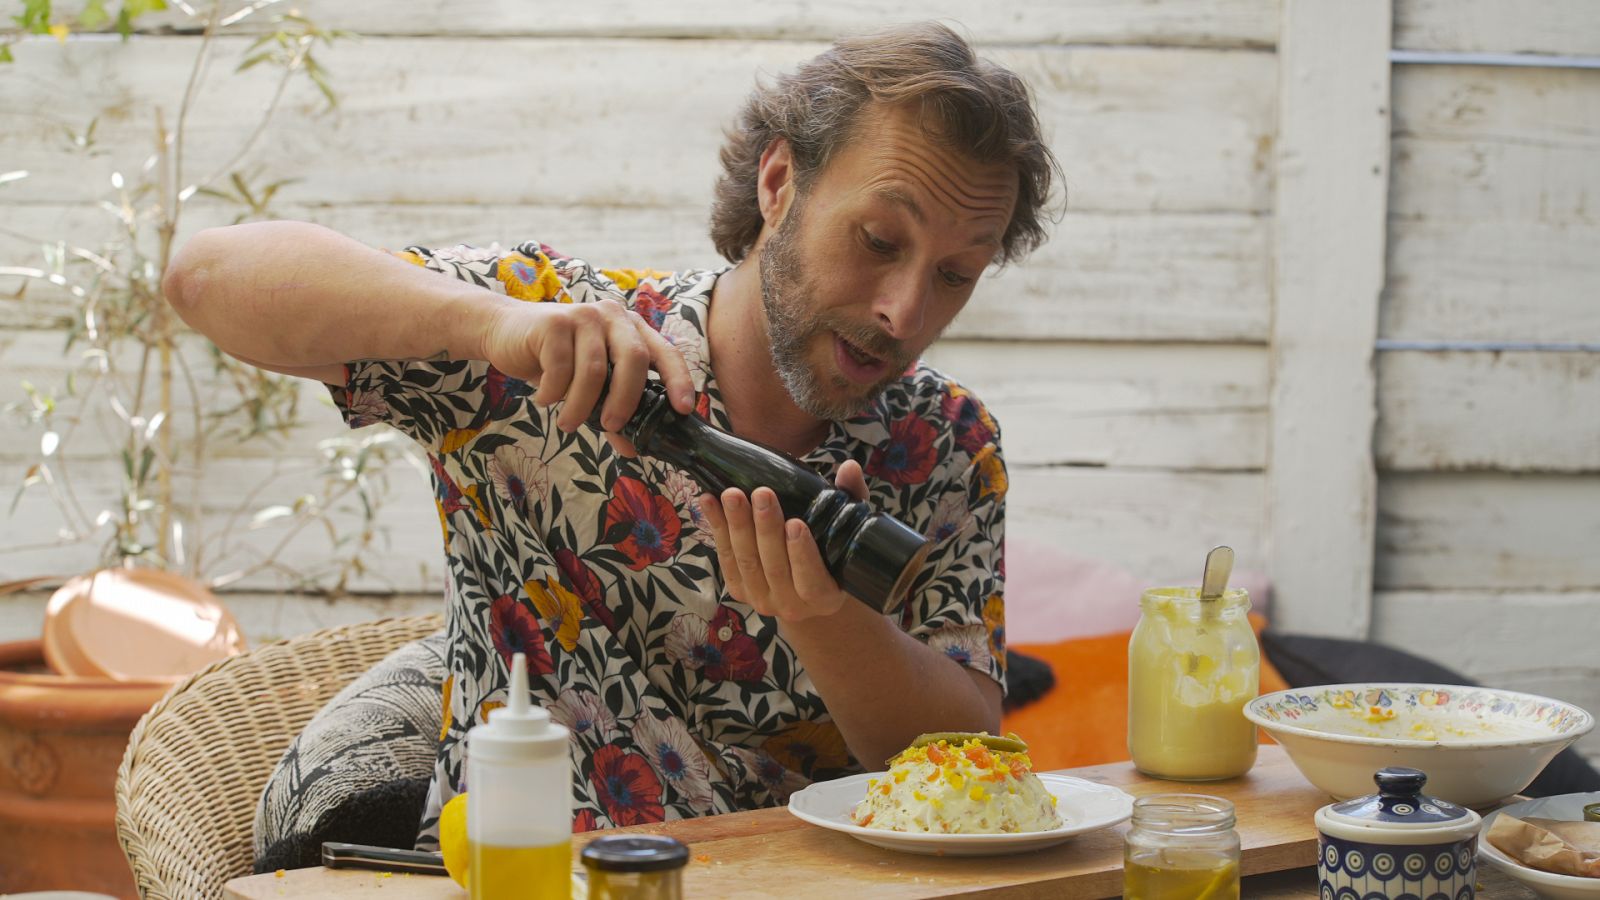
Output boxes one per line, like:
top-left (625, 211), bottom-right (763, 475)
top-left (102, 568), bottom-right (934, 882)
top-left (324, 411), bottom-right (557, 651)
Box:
top-left (1003, 537), bottom-right (1272, 643)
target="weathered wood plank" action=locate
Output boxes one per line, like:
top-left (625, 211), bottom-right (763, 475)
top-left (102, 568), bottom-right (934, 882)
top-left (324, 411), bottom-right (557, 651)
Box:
top-left (1376, 473), bottom-right (1600, 591)
top-left (1005, 469), bottom-right (1267, 585)
top-left (1, 447), bottom-right (1267, 597)
top-left (923, 341), bottom-right (1268, 470)
top-left (0, 445), bottom-right (445, 594)
top-left (0, 326), bottom-right (1270, 471)
top-left (1377, 351), bottom-right (1600, 473)
top-left (0, 203), bottom-right (1272, 341)
top-left (1395, 0), bottom-right (1600, 56)
top-left (120, 0), bottom-right (1281, 47)
top-left (1372, 589), bottom-right (1600, 763)
top-left (1268, 0), bottom-right (1391, 638)
top-left (0, 38), bottom-right (1276, 214)
top-left (0, 588), bottom-right (443, 646)
top-left (1384, 218), bottom-right (1600, 343)
top-left (1387, 64), bottom-right (1600, 342)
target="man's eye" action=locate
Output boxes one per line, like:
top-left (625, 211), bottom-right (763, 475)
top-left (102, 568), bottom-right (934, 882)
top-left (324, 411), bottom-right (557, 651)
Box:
top-left (940, 270), bottom-right (972, 288)
top-left (865, 232), bottom-right (896, 255)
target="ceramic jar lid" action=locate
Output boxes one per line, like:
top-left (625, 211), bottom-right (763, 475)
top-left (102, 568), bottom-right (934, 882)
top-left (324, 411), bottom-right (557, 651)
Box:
top-left (1316, 768), bottom-right (1481, 845)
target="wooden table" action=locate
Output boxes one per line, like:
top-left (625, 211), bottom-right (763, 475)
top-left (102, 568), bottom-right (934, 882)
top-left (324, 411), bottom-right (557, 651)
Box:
top-left (224, 746), bottom-right (1535, 899)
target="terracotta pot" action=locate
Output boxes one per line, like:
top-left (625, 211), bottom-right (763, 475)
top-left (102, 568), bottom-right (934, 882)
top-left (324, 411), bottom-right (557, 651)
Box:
top-left (0, 640), bottom-right (169, 899)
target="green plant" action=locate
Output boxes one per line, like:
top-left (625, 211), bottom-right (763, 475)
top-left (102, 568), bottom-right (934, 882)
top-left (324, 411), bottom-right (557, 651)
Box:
top-left (1, 0), bottom-right (418, 596)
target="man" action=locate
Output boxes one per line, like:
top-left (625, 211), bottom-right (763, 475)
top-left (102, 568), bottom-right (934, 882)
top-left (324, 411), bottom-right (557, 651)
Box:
top-left (165, 22), bottom-right (1058, 842)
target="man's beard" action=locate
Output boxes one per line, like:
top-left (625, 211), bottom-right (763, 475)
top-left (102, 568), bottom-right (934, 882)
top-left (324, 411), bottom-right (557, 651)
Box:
top-left (759, 203), bottom-right (913, 421)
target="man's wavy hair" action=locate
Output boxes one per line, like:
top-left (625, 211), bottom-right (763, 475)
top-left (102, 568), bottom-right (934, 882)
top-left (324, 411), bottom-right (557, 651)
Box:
top-left (710, 22), bottom-right (1061, 266)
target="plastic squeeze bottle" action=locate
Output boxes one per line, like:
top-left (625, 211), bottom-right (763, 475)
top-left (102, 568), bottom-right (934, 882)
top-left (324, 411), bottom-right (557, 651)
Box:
top-left (466, 651), bottom-right (572, 900)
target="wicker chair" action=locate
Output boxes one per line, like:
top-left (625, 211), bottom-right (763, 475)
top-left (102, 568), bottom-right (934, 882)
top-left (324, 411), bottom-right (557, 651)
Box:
top-left (114, 614), bottom-right (445, 900)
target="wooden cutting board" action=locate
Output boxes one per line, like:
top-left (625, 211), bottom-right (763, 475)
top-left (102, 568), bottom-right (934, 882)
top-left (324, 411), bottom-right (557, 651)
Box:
top-left (226, 745), bottom-right (1326, 900)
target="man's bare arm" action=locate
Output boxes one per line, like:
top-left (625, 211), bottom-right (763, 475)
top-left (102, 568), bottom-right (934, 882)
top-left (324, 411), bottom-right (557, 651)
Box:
top-left (163, 220), bottom-right (696, 427)
top-left (163, 221), bottom-right (498, 386)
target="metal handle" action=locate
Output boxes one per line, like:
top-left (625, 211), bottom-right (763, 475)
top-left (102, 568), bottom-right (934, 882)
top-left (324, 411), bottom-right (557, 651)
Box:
top-left (321, 841), bottom-right (449, 876)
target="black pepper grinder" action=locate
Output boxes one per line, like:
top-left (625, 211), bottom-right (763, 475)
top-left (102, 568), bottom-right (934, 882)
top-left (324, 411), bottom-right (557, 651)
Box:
top-left (586, 379), bottom-right (932, 615)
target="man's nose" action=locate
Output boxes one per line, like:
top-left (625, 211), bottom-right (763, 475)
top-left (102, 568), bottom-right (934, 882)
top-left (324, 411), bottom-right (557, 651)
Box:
top-left (873, 268), bottom-right (931, 341)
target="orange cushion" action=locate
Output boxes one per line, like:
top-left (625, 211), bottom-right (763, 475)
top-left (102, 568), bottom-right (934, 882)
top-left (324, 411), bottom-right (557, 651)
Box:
top-left (1000, 616), bottom-right (1289, 773)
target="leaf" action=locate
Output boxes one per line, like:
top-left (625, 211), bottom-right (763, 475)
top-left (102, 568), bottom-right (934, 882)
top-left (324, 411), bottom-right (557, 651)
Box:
top-left (16, 0), bottom-right (51, 33)
top-left (0, 46), bottom-right (13, 64)
top-left (600, 519), bottom-right (634, 546)
top-left (136, 445), bottom-right (155, 486)
top-left (235, 51), bottom-right (276, 74)
top-left (77, 0), bottom-right (109, 28)
top-left (251, 505), bottom-right (294, 527)
top-left (122, 0), bottom-right (166, 18)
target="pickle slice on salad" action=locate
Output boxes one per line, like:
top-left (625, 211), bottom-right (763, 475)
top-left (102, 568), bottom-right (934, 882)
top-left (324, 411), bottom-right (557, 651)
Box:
top-left (908, 731), bottom-right (1029, 754)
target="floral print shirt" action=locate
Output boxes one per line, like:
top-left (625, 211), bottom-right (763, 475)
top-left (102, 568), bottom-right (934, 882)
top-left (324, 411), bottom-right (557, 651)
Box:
top-left (329, 241), bottom-right (1008, 844)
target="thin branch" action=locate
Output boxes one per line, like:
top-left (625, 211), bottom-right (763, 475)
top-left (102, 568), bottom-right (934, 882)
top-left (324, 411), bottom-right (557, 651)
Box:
top-left (187, 34), bottom-right (310, 197)
top-left (169, 2), bottom-right (225, 226)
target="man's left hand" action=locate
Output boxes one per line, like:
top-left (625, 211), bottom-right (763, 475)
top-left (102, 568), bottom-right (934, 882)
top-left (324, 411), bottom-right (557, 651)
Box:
top-left (698, 459), bottom-right (870, 622)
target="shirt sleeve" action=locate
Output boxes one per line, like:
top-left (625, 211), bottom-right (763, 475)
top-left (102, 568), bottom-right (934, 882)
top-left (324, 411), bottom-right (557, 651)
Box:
top-left (327, 242), bottom-right (572, 452)
top-left (901, 427), bottom-right (1008, 694)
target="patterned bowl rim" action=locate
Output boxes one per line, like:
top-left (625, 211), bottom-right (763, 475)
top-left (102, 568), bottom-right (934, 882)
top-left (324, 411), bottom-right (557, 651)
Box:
top-left (1243, 683), bottom-right (1596, 749)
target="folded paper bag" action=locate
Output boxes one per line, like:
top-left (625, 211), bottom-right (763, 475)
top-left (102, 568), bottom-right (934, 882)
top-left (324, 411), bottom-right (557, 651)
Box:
top-left (1487, 814), bottom-right (1600, 878)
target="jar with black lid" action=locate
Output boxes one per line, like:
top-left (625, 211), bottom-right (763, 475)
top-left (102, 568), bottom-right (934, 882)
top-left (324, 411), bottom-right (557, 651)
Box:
top-left (581, 835), bottom-right (689, 900)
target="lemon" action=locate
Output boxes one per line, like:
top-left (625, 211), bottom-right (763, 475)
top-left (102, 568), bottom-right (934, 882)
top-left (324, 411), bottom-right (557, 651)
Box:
top-left (439, 792), bottom-right (469, 889)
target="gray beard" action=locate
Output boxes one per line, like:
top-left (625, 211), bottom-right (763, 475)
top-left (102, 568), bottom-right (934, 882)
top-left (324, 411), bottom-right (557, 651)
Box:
top-left (758, 207), bottom-right (907, 421)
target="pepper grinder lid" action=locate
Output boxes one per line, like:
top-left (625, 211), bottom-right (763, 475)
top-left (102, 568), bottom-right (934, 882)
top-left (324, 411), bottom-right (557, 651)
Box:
top-left (836, 512), bottom-right (932, 616)
top-left (1315, 768), bottom-right (1480, 843)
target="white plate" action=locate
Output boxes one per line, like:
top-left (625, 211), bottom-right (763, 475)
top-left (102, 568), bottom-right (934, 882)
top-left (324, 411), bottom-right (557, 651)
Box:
top-left (787, 772), bottom-right (1134, 856)
top-left (1477, 792), bottom-right (1600, 900)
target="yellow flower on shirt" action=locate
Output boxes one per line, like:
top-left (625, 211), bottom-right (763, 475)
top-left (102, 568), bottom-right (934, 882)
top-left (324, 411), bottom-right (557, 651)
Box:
top-left (600, 267), bottom-right (672, 291)
top-left (527, 576), bottom-right (584, 651)
top-left (973, 445), bottom-right (1008, 501)
top-left (497, 251), bottom-right (565, 301)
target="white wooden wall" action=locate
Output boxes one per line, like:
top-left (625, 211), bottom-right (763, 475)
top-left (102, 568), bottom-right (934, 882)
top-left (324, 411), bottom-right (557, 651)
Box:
top-left (1, 1), bottom-right (1596, 760)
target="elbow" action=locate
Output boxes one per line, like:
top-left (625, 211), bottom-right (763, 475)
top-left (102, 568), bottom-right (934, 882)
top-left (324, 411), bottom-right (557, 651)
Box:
top-left (162, 227), bottom-right (225, 322)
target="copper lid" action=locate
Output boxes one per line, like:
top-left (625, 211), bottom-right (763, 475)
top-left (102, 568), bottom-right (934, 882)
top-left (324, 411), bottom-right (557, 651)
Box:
top-left (42, 568), bottom-right (247, 682)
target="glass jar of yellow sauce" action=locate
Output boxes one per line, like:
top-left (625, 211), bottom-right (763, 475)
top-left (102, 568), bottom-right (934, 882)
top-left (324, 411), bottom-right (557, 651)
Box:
top-left (1127, 587), bottom-right (1258, 781)
top-left (1124, 793), bottom-right (1241, 900)
top-left (582, 835), bottom-right (688, 900)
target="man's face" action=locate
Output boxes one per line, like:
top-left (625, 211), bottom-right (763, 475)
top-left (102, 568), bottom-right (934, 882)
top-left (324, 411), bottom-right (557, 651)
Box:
top-left (758, 105), bottom-right (1018, 420)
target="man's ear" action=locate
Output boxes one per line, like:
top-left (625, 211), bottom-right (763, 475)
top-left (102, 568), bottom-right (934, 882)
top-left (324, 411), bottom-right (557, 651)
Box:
top-left (756, 138), bottom-right (797, 230)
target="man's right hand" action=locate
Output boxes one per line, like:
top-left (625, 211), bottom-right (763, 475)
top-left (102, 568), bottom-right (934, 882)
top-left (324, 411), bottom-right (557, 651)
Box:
top-left (479, 298), bottom-right (698, 452)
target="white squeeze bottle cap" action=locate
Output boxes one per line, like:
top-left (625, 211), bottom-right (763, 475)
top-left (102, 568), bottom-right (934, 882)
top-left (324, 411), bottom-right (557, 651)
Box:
top-left (468, 651), bottom-right (569, 762)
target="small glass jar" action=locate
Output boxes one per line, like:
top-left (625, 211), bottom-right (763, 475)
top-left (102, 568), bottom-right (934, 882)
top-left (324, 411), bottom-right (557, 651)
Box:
top-left (1124, 794), bottom-right (1241, 900)
top-left (582, 835), bottom-right (688, 900)
top-left (1127, 587), bottom-right (1259, 780)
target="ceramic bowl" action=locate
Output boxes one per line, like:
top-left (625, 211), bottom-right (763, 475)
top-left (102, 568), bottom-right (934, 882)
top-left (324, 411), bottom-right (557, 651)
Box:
top-left (1243, 684), bottom-right (1593, 808)
top-left (1477, 792), bottom-right (1600, 900)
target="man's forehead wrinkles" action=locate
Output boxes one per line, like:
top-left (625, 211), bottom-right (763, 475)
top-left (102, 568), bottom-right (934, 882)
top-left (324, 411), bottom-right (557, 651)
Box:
top-left (871, 159), bottom-right (1013, 221)
top-left (870, 185), bottom-right (927, 224)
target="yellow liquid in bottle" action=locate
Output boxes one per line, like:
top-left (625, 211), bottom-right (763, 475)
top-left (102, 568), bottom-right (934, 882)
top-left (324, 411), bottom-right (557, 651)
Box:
top-left (468, 839), bottom-right (571, 900)
top-left (1124, 853), bottom-right (1239, 900)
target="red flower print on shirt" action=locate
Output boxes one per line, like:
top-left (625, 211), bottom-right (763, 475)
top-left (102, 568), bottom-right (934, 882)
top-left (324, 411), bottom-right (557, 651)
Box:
top-left (941, 386), bottom-right (996, 456)
top-left (866, 414), bottom-right (938, 487)
top-left (632, 285), bottom-right (671, 331)
top-left (604, 476), bottom-right (682, 570)
top-left (472, 367), bottom-right (533, 429)
top-left (702, 607), bottom-right (766, 683)
top-left (555, 547), bottom-right (613, 631)
top-left (572, 809), bottom-right (600, 833)
top-left (589, 743), bottom-right (665, 826)
top-left (488, 594), bottom-right (553, 674)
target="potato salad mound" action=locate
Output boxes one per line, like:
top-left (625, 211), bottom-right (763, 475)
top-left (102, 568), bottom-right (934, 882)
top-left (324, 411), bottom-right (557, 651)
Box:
top-left (851, 733), bottom-right (1063, 834)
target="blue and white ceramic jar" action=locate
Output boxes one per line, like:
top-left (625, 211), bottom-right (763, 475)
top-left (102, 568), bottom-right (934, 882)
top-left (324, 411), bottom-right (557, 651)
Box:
top-left (1314, 767), bottom-right (1482, 900)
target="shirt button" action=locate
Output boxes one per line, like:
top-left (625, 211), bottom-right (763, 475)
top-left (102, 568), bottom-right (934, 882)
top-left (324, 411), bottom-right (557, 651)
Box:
top-left (717, 626), bottom-right (734, 642)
